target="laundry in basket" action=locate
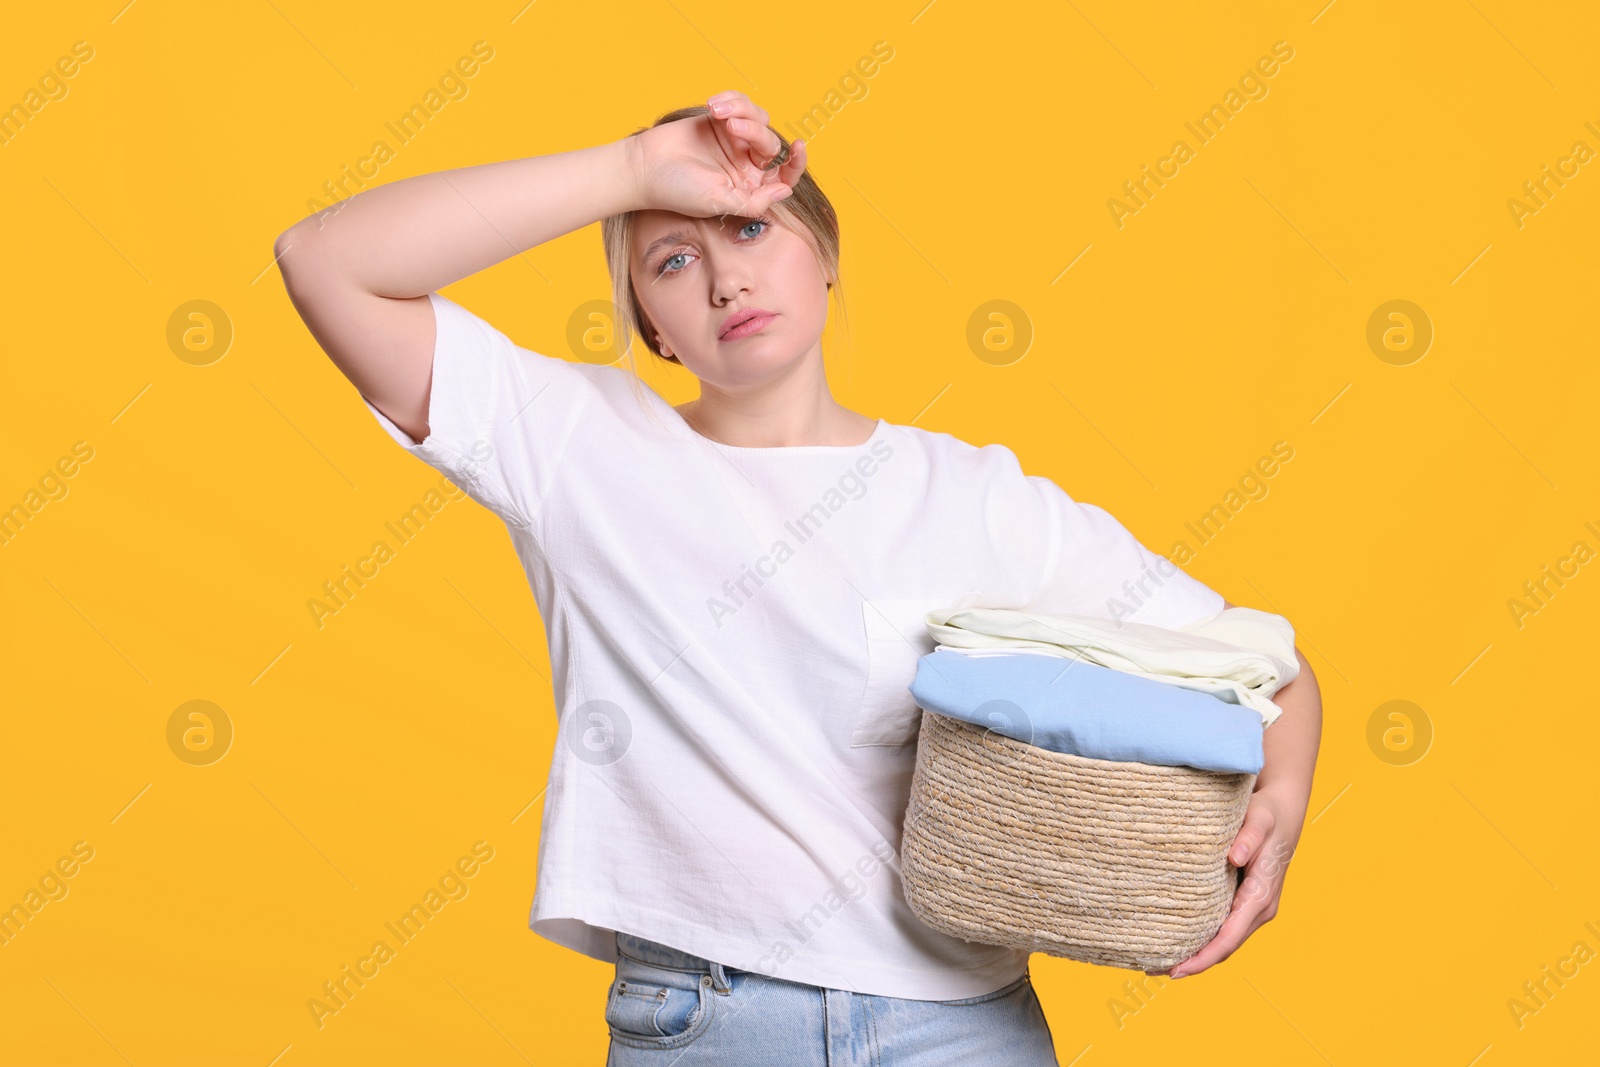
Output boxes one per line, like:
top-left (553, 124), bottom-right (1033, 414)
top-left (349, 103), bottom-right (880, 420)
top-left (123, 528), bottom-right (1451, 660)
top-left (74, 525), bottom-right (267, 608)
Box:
top-left (924, 604), bottom-right (1298, 727)
top-left (897, 605), bottom-right (1297, 973)
top-left (908, 648), bottom-right (1265, 773)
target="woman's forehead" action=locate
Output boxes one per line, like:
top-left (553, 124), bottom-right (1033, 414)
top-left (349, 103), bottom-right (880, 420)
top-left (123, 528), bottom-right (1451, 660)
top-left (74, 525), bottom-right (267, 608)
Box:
top-left (634, 209), bottom-right (752, 240)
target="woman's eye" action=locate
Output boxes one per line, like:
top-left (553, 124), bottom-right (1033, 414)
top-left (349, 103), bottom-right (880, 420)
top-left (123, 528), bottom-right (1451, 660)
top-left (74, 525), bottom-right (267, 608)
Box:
top-left (656, 219), bottom-right (770, 276)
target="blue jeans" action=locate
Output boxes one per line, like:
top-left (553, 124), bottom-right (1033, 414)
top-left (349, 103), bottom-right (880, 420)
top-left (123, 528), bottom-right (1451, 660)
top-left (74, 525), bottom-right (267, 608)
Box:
top-left (604, 932), bottom-right (1060, 1066)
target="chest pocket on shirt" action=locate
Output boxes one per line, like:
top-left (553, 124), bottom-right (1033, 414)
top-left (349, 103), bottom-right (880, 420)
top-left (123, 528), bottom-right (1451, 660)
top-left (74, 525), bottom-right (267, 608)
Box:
top-left (851, 591), bottom-right (983, 748)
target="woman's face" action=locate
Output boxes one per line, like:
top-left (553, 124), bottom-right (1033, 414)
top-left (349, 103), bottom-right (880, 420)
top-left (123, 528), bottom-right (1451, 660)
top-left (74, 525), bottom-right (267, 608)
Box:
top-left (628, 208), bottom-right (831, 389)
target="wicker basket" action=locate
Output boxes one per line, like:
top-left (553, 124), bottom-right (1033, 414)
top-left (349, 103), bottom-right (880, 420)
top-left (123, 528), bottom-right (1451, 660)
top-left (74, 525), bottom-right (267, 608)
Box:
top-left (901, 707), bottom-right (1255, 972)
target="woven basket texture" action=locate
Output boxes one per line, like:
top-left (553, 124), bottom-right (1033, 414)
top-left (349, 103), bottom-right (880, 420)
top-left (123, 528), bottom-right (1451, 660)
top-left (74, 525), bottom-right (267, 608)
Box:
top-left (901, 708), bottom-right (1255, 971)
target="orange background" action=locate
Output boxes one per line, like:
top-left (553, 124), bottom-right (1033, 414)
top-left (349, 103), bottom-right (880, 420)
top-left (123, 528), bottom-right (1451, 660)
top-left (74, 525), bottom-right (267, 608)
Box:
top-left (3, 1), bottom-right (1598, 1063)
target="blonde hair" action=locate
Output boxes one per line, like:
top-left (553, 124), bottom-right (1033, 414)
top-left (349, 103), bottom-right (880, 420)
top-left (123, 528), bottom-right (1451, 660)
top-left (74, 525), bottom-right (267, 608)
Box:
top-left (599, 104), bottom-right (848, 429)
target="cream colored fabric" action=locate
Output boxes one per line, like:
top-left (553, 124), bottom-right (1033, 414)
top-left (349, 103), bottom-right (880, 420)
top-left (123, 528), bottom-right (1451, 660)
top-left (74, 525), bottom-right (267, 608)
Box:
top-left (923, 605), bottom-right (1300, 728)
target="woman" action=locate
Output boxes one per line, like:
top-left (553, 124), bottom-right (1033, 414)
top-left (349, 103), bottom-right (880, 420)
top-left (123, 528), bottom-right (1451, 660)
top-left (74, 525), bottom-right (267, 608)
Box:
top-left (275, 89), bottom-right (1322, 1065)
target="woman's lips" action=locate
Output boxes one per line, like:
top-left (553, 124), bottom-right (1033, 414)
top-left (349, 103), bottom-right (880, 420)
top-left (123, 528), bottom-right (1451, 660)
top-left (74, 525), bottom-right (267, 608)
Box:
top-left (719, 312), bottom-right (777, 341)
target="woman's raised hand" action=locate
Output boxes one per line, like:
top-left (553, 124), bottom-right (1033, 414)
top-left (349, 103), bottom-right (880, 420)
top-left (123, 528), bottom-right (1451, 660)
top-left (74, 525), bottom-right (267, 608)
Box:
top-left (626, 90), bottom-right (808, 219)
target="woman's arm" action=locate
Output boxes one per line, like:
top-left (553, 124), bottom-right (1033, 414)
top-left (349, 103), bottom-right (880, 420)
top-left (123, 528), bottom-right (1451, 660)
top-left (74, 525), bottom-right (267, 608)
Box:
top-left (275, 140), bottom-right (643, 299)
top-left (272, 139), bottom-right (645, 444)
top-left (1220, 598), bottom-right (1322, 826)
top-left (1155, 600), bottom-right (1322, 979)
top-left (1248, 645), bottom-right (1321, 836)
top-left (274, 91), bottom-right (801, 447)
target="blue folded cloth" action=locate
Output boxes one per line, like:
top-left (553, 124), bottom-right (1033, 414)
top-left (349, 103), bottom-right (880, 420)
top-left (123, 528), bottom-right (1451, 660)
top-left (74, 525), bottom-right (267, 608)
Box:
top-left (908, 649), bottom-right (1264, 774)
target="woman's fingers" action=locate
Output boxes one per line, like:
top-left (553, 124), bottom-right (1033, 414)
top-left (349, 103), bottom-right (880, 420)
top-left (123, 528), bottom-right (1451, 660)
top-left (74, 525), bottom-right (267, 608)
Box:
top-left (705, 92), bottom-right (752, 164)
top-left (699, 91), bottom-right (800, 215)
top-left (707, 116), bottom-right (757, 183)
top-left (706, 92), bottom-right (781, 180)
top-left (719, 178), bottom-right (793, 219)
top-left (1165, 882), bottom-right (1261, 979)
top-left (708, 90), bottom-right (771, 133)
top-left (774, 137), bottom-right (807, 187)
top-left (732, 118), bottom-right (783, 162)
top-left (735, 138), bottom-right (799, 215)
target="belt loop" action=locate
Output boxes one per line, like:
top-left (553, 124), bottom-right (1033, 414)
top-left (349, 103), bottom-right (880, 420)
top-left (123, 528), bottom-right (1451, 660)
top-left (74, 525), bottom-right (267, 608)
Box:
top-left (709, 960), bottom-right (732, 995)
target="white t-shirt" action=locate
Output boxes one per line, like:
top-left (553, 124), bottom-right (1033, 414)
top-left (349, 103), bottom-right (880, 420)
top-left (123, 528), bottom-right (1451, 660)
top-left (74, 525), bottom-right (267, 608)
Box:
top-left (362, 291), bottom-right (1226, 1000)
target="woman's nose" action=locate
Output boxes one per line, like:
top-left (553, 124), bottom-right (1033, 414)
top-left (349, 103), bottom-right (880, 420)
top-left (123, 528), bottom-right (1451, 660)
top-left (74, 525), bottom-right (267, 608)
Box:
top-left (712, 271), bottom-right (752, 304)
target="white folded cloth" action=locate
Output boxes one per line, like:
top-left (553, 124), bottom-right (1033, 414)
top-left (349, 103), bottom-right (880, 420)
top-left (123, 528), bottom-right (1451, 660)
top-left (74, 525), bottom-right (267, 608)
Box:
top-left (924, 605), bottom-right (1300, 728)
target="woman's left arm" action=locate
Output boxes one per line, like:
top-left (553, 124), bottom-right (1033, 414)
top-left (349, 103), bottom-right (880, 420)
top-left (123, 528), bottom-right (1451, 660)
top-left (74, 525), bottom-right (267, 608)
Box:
top-left (1152, 604), bottom-right (1323, 979)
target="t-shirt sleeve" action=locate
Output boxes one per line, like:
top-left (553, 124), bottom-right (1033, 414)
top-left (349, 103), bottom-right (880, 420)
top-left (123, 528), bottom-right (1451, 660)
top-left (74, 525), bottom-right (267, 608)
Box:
top-left (985, 445), bottom-right (1223, 627)
top-left (362, 291), bottom-right (595, 528)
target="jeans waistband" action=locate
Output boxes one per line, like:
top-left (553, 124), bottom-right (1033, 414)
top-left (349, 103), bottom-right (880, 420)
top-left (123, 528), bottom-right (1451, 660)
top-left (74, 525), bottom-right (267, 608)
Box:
top-left (615, 932), bottom-right (735, 994)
